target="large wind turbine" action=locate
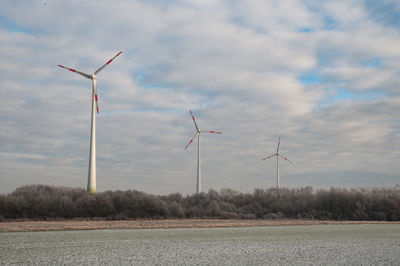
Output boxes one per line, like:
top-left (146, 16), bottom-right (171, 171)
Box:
top-left (185, 110), bottom-right (222, 193)
top-left (262, 137), bottom-right (292, 191)
top-left (58, 51), bottom-right (122, 194)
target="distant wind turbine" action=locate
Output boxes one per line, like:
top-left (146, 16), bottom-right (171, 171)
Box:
top-left (185, 110), bottom-right (222, 193)
top-left (262, 137), bottom-right (292, 191)
top-left (58, 51), bottom-right (122, 194)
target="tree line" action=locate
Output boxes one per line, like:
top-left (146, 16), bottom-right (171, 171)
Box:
top-left (0, 185), bottom-right (399, 221)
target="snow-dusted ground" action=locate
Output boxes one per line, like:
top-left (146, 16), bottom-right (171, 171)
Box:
top-left (1, 224), bottom-right (399, 265)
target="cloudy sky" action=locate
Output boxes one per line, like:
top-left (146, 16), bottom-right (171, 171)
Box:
top-left (1, 0), bottom-right (399, 195)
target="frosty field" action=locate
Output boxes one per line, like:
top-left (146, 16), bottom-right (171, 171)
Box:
top-left (0, 224), bottom-right (399, 265)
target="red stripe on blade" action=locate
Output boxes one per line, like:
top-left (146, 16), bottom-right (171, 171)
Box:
top-left (185, 139), bottom-right (193, 149)
top-left (58, 65), bottom-right (75, 72)
top-left (284, 157), bottom-right (292, 164)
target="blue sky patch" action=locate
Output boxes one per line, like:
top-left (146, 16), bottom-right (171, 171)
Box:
top-left (323, 16), bottom-right (337, 30)
top-left (299, 27), bottom-right (314, 33)
top-left (366, 0), bottom-right (400, 28)
top-left (334, 88), bottom-right (386, 103)
top-left (361, 59), bottom-right (382, 68)
top-left (299, 70), bottom-right (321, 85)
top-left (0, 14), bottom-right (34, 34)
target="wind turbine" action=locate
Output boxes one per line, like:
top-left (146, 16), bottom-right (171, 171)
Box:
top-left (262, 137), bottom-right (292, 191)
top-left (185, 110), bottom-right (222, 193)
top-left (58, 51), bottom-right (122, 194)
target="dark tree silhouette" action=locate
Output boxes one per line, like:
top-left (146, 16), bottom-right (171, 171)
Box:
top-left (0, 184), bottom-right (399, 221)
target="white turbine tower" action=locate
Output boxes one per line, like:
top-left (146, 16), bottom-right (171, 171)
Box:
top-left (58, 51), bottom-right (122, 194)
top-left (185, 110), bottom-right (222, 194)
top-left (262, 137), bottom-right (292, 191)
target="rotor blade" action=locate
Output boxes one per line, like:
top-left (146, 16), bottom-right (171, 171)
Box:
top-left (185, 132), bottom-right (199, 150)
top-left (95, 94), bottom-right (99, 113)
top-left (57, 65), bottom-right (92, 79)
top-left (277, 136), bottom-right (281, 153)
top-left (92, 79), bottom-right (99, 113)
top-left (189, 110), bottom-right (200, 132)
top-left (94, 51), bottom-right (122, 75)
top-left (201, 130), bottom-right (222, 134)
top-left (262, 154), bottom-right (276, 160)
top-left (280, 154), bottom-right (293, 164)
